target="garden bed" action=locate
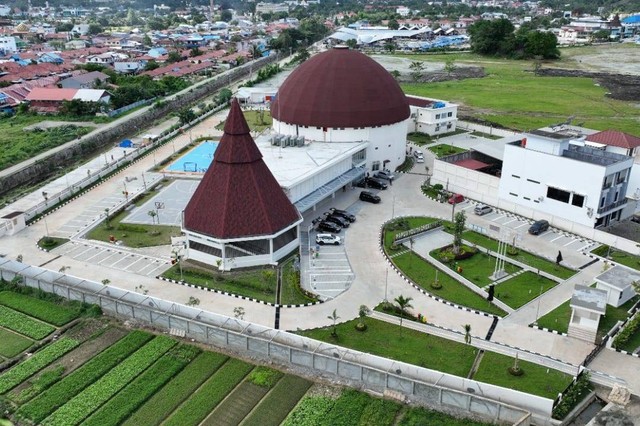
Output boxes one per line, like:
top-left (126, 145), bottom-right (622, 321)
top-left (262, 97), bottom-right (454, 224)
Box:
top-left (429, 144), bottom-right (468, 158)
top-left (494, 271), bottom-right (558, 310)
top-left (86, 208), bottom-right (180, 248)
top-left (430, 247), bottom-right (521, 287)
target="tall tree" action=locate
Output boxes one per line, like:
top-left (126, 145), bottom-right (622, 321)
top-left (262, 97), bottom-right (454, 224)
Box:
top-left (394, 295), bottom-right (413, 336)
top-left (453, 210), bottom-right (466, 255)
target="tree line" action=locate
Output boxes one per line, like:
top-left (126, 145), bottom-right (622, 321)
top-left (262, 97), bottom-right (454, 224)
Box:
top-left (468, 18), bottom-right (560, 59)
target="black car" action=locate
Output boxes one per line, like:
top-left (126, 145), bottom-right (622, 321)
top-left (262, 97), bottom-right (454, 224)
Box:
top-left (354, 178), bottom-right (367, 188)
top-left (359, 191), bottom-right (381, 204)
top-left (324, 213), bottom-right (350, 228)
top-left (329, 208), bottom-right (356, 222)
top-left (366, 177), bottom-right (388, 190)
top-left (317, 220), bottom-right (341, 233)
top-left (528, 219), bottom-right (549, 235)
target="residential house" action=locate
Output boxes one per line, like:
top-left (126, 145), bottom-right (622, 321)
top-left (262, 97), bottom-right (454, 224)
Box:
top-left (595, 265), bottom-right (640, 308)
top-left (59, 71), bottom-right (109, 89)
top-left (65, 39), bottom-right (88, 50)
top-left (0, 36), bottom-right (16, 54)
top-left (71, 24), bottom-right (90, 36)
top-left (114, 59), bottom-right (146, 74)
top-left (25, 87), bottom-right (110, 112)
top-left (407, 96), bottom-right (458, 136)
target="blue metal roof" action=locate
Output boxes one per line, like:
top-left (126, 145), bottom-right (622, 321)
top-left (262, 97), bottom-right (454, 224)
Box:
top-left (622, 15), bottom-right (640, 24)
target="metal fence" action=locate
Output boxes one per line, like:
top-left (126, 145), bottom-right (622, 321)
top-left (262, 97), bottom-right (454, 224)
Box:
top-left (0, 258), bottom-right (565, 425)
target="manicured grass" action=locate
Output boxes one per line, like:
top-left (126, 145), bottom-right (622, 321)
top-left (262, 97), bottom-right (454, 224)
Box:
top-left (0, 291), bottom-right (79, 326)
top-left (429, 144), bottom-right (468, 158)
top-left (431, 249), bottom-right (521, 287)
top-left (123, 351), bottom-right (228, 426)
top-left (0, 338), bottom-right (80, 395)
top-left (17, 330), bottom-right (153, 423)
top-left (82, 344), bottom-right (200, 426)
top-left (43, 336), bottom-right (176, 426)
top-left (494, 271), bottom-right (558, 310)
top-left (0, 328), bottom-right (33, 358)
top-left (37, 237), bottom-right (69, 252)
top-left (0, 306), bottom-right (56, 340)
top-left (384, 217), bottom-right (443, 251)
top-left (162, 263), bottom-right (277, 303)
top-left (86, 208), bottom-right (180, 248)
top-left (598, 296), bottom-right (639, 341)
top-left (470, 131), bottom-right (502, 140)
top-left (591, 245), bottom-right (640, 271)
top-left (163, 358), bottom-right (253, 426)
top-left (535, 300), bottom-right (571, 334)
top-left (392, 252), bottom-right (506, 316)
top-left (461, 231), bottom-right (575, 280)
top-left (299, 318), bottom-right (478, 377)
top-left (280, 257), bottom-right (318, 305)
top-left (400, 54), bottom-right (640, 134)
top-left (241, 375), bottom-right (312, 426)
top-left (407, 132), bottom-right (433, 145)
top-left (473, 351), bottom-right (573, 399)
top-left (399, 406), bottom-right (493, 425)
top-left (216, 109), bottom-right (273, 132)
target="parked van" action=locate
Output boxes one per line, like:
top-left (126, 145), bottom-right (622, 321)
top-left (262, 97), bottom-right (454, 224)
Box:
top-left (413, 150), bottom-right (424, 163)
top-left (474, 204), bottom-right (493, 216)
top-left (528, 220), bottom-right (549, 235)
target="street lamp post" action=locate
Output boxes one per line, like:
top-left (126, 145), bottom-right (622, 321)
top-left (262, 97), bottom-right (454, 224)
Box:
top-left (384, 267), bottom-right (389, 302)
top-left (41, 192), bottom-right (50, 238)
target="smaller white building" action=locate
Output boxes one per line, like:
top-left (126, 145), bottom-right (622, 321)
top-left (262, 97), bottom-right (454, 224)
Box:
top-left (595, 265), bottom-right (640, 308)
top-left (256, 2), bottom-right (289, 14)
top-left (569, 284), bottom-right (608, 343)
top-left (0, 36), bottom-right (17, 54)
top-left (407, 96), bottom-right (458, 136)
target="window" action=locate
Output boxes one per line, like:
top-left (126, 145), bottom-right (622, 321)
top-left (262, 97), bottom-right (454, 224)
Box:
top-left (509, 192), bottom-right (518, 197)
top-left (435, 126), bottom-right (440, 131)
top-left (527, 179), bottom-right (540, 184)
top-left (571, 194), bottom-right (585, 207)
top-left (447, 112), bottom-right (453, 117)
top-left (512, 174), bottom-right (520, 179)
top-left (447, 124), bottom-right (452, 129)
top-left (523, 197), bottom-right (531, 201)
top-left (547, 186), bottom-right (570, 203)
top-left (372, 161), bottom-right (381, 171)
top-left (436, 114), bottom-right (441, 119)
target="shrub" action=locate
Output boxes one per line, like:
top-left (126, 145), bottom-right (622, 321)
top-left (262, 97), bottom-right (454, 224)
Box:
top-left (433, 184), bottom-right (443, 191)
top-left (552, 373), bottom-right (592, 420)
top-left (613, 314), bottom-right (640, 349)
top-left (247, 366), bottom-right (283, 389)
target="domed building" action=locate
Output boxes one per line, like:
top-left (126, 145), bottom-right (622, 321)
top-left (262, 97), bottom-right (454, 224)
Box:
top-left (271, 47), bottom-right (410, 173)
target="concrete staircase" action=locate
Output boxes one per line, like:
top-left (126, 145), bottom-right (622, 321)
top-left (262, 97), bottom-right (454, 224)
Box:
top-left (568, 325), bottom-right (597, 343)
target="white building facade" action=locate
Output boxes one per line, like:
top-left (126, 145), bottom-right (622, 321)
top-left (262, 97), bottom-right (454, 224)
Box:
top-left (407, 96), bottom-right (458, 136)
top-left (0, 36), bottom-right (17, 54)
top-left (498, 130), bottom-right (634, 228)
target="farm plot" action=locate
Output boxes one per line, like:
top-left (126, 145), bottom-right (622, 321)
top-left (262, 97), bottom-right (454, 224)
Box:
top-left (163, 358), bottom-right (253, 426)
top-left (0, 291), bottom-right (80, 326)
top-left (201, 381), bottom-right (271, 426)
top-left (242, 374), bottom-right (313, 426)
top-left (122, 351), bottom-right (229, 426)
top-left (42, 335), bottom-right (176, 426)
top-left (0, 305), bottom-right (56, 339)
top-left (0, 328), bottom-right (33, 358)
top-left (16, 330), bottom-right (153, 423)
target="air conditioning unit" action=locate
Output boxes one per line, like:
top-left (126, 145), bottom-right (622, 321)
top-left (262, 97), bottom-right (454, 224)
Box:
top-left (537, 196), bottom-right (544, 202)
top-left (297, 136), bottom-right (305, 147)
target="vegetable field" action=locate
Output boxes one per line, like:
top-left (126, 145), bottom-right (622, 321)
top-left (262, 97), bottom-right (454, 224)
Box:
top-left (0, 289), bottom-right (498, 425)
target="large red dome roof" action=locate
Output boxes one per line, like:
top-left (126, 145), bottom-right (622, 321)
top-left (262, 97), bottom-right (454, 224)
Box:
top-left (271, 48), bottom-right (410, 128)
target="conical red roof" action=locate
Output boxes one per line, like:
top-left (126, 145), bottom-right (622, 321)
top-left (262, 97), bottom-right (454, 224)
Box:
top-left (184, 99), bottom-right (301, 239)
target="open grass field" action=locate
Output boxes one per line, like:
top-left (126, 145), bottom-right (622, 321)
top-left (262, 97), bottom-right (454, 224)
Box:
top-left (591, 245), bottom-right (640, 271)
top-left (0, 328), bottom-right (33, 358)
top-left (473, 351), bottom-right (573, 399)
top-left (216, 109), bottom-right (273, 133)
top-left (398, 51), bottom-right (640, 135)
top-left (431, 248), bottom-right (521, 287)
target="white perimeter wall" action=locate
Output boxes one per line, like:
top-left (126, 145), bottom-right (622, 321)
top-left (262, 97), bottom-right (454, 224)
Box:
top-left (273, 120), bottom-right (407, 172)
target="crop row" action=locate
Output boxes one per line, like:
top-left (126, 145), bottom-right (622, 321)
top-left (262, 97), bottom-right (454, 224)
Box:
top-left (82, 344), bottom-right (199, 426)
top-left (0, 338), bottom-right (79, 395)
top-left (0, 328), bottom-right (33, 358)
top-left (0, 291), bottom-right (79, 326)
top-left (10, 366), bottom-right (65, 405)
top-left (282, 396), bottom-right (335, 426)
top-left (42, 335), bottom-right (176, 426)
top-left (200, 381), bottom-right (270, 426)
top-left (164, 358), bottom-right (253, 426)
top-left (319, 389), bottom-right (372, 425)
top-left (17, 330), bottom-right (153, 423)
top-left (0, 305), bottom-right (56, 339)
top-left (242, 374), bottom-right (312, 426)
top-left (122, 351), bottom-right (228, 426)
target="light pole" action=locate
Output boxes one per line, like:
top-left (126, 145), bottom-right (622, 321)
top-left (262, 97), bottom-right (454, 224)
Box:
top-left (384, 266), bottom-right (389, 302)
top-left (41, 192), bottom-right (50, 238)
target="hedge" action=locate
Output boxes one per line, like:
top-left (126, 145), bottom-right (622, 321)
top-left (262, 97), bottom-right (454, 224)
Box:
top-left (17, 330), bottom-right (153, 423)
top-left (42, 336), bottom-right (175, 426)
top-left (0, 338), bottom-right (79, 394)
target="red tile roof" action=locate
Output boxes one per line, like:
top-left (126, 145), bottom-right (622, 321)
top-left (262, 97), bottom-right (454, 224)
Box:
top-left (406, 96), bottom-right (435, 108)
top-left (271, 47), bottom-right (410, 128)
top-left (25, 87), bottom-right (77, 101)
top-left (453, 159), bottom-right (490, 170)
top-left (586, 130), bottom-right (640, 149)
top-left (183, 99), bottom-right (301, 239)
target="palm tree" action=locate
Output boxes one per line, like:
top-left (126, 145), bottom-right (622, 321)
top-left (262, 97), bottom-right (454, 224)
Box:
top-left (327, 309), bottom-right (340, 337)
top-left (357, 305), bottom-right (370, 331)
top-left (394, 295), bottom-right (413, 335)
top-left (463, 324), bottom-right (472, 344)
top-left (147, 210), bottom-right (157, 224)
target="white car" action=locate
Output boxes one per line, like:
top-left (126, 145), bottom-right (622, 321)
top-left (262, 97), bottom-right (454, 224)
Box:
top-left (315, 234), bottom-right (342, 245)
top-left (375, 170), bottom-right (395, 181)
top-left (413, 150), bottom-right (424, 163)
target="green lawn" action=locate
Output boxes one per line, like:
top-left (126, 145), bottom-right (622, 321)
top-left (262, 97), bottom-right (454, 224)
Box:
top-left (280, 258), bottom-right (318, 305)
top-left (399, 53), bottom-right (640, 135)
top-left (407, 132), bottom-right (434, 145)
top-left (591, 245), bottom-right (640, 271)
top-left (392, 251), bottom-right (506, 317)
top-left (86, 209), bottom-right (180, 248)
top-left (428, 144), bottom-right (468, 158)
top-left (430, 249), bottom-right (521, 287)
top-left (37, 237), bottom-right (69, 252)
top-left (461, 231), bottom-right (575, 280)
top-left (535, 295), bottom-right (639, 341)
top-left (494, 271), bottom-right (558, 310)
top-left (162, 263), bottom-right (278, 303)
top-left (0, 328), bottom-right (33, 358)
top-left (299, 318), bottom-right (478, 378)
top-left (216, 110), bottom-right (272, 132)
top-left (473, 351), bottom-right (573, 399)
top-left (384, 217), bottom-right (443, 251)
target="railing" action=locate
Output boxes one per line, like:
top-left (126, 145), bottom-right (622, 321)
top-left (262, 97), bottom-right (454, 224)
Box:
top-left (597, 198), bottom-right (627, 214)
top-left (393, 220), bottom-right (443, 243)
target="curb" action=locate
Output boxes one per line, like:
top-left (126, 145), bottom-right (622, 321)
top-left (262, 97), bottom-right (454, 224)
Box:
top-left (528, 324), bottom-right (568, 337)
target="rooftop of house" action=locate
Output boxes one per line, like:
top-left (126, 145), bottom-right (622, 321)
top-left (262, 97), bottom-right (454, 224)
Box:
top-left (586, 130), bottom-right (640, 149)
top-left (595, 265), bottom-right (640, 291)
top-left (570, 284), bottom-right (607, 314)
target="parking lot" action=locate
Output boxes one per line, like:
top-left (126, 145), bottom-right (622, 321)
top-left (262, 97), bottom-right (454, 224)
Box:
top-left (53, 195), bottom-right (125, 239)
